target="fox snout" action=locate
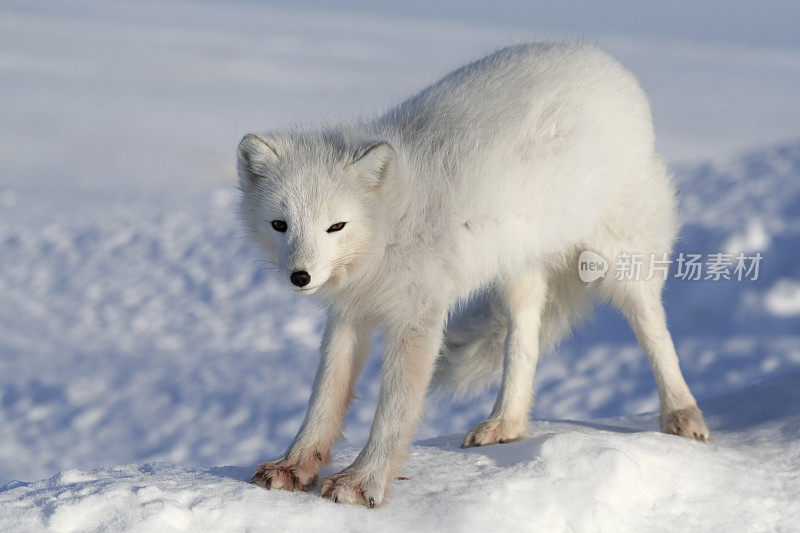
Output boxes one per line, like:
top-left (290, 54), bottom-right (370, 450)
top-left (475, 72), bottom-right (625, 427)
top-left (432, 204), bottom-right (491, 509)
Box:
top-left (290, 270), bottom-right (311, 287)
top-left (284, 235), bottom-right (321, 291)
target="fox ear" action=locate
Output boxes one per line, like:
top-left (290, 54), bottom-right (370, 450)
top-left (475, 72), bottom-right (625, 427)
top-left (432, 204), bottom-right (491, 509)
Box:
top-left (237, 133), bottom-right (280, 183)
top-left (350, 141), bottom-right (395, 187)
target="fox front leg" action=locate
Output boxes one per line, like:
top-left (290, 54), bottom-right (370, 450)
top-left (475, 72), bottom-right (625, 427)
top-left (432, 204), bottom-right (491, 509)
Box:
top-left (321, 307), bottom-right (446, 507)
top-left (251, 312), bottom-right (370, 491)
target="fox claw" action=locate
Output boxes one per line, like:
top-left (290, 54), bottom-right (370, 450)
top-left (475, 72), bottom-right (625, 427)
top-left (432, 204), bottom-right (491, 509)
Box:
top-left (322, 470), bottom-right (382, 507)
top-left (251, 459), bottom-right (318, 492)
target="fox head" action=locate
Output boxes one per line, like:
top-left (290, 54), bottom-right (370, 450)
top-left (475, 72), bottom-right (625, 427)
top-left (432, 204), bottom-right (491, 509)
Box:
top-left (237, 130), bottom-right (394, 295)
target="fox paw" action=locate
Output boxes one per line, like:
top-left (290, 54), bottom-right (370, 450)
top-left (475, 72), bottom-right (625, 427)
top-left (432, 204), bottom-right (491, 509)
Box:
top-left (250, 451), bottom-right (326, 491)
top-left (321, 469), bottom-right (382, 508)
top-left (462, 418), bottom-right (526, 448)
top-left (661, 405), bottom-right (710, 443)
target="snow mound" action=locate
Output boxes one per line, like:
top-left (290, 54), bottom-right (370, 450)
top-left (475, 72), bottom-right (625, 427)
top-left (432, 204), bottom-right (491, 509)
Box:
top-left (3, 373), bottom-right (798, 532)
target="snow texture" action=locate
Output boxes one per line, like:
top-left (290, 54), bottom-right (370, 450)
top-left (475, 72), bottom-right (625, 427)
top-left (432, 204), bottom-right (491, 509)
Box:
top-left (1, 0), bottom-right (799, 531)
top-left (2, 374), bottom-right (799, 531)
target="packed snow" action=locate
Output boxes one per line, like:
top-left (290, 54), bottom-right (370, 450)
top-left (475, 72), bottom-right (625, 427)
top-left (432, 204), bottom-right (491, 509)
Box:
top-left (1, 0), bottom-right (799, 531)
top-left (3, 373), bottom-right (799, 531)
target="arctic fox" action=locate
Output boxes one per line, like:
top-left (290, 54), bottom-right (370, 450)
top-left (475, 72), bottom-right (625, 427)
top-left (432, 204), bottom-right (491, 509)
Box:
top-left (237, 43), bottom-right (709, 507)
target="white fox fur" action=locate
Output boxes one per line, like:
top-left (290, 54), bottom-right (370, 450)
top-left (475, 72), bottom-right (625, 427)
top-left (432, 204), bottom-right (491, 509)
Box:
top-left (238, 43), bottom-right (709, 507)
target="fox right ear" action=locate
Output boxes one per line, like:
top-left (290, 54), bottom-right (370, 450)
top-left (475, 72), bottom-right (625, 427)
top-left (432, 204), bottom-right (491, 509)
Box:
top-left (350, 141), bottom-right (395, 187)
top-left (237, 133), bottom-right (280, 183)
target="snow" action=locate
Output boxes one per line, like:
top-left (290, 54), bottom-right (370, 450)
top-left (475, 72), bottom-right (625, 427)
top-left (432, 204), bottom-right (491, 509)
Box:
top-left (1, 0), bottom-right (799, 530)
top-left (765, 279), bottom-right (800, 317)
top-left (3, 373), bottom-right (799, 531)
top-left (3, 0), bottom-right (800, 197)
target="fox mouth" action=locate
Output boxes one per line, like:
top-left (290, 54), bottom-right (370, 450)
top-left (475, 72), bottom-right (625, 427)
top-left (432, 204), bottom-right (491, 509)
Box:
top-left (293, 285), bottom-right (320, 294)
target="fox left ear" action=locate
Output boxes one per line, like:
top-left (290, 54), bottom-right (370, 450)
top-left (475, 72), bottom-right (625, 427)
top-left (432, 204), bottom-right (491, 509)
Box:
top-left (350, 141), bottom-right (395, 187)
top-left (237, 133), bottom-right (281, 185)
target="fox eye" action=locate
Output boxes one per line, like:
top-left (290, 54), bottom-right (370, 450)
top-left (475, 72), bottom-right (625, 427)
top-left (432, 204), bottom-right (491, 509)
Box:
top-left (271, 220), bottom-right (287, 232)
top-left (327, 222), bottom-right (346, 233)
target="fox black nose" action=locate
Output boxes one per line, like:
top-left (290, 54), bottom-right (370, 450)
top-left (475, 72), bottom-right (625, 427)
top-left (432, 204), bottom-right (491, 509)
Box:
top-left (290, 270), bottom-right (311, 287)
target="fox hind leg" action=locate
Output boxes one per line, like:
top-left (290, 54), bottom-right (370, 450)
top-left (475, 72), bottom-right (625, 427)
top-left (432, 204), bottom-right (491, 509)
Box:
top-left (463, 267), bottom-right (547, 448)
top-left (612, 280), bottom-right (710, 442)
